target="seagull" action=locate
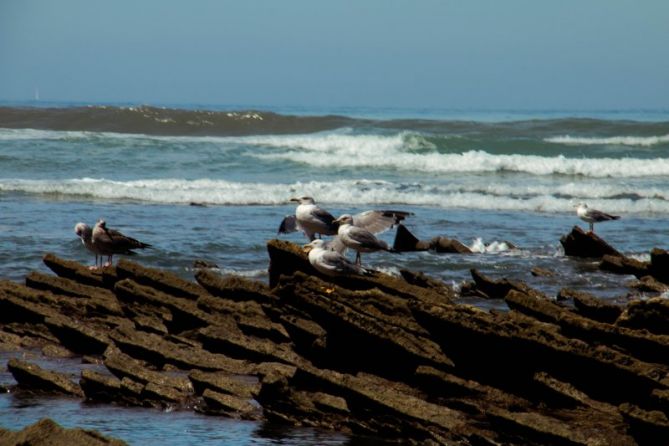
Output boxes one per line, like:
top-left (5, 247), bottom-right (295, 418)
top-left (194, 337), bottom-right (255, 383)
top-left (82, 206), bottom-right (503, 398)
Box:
top-left (279, 196), bottom-right (338, 241)
top-left (576, 203), bottom-right (620, 233)
top-left (334, 214), bottom-right (396, 265)
top-left (74, 222), bottom-right (104, 269)
top-left (278, 196), bottom-right (413, 241)
top-left (303, 239), bottom-right (368, 277)
top-left (91, 219), bottom-right (151, 267)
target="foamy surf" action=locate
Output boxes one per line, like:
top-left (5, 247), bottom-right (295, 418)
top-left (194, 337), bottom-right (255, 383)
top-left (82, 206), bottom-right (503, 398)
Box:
top-left (546, 134), bottom-right (669, 147)
top-left (2, 177), bottom-right (669, 214)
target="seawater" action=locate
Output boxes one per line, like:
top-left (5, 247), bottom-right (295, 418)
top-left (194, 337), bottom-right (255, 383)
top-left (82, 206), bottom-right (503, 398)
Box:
top-left (1, 103), bottom-right (669, 443)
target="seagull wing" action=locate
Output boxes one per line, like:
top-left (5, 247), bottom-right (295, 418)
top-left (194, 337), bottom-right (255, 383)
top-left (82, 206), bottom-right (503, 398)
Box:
top-left (352, 210), bottom-right (414, 234)
top-left (278, 214), bottom-right (299, 234)
top-left (588, 208), bottom-right (620, 222)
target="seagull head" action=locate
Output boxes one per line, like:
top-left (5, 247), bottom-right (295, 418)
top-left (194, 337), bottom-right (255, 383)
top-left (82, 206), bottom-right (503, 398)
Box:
top-left (291, 196), bottom-right (315, 205)
top-left (74, 222), bottom-right (90, 238)
top-left (302, 239), bottom-right (326, 253)
top-left (95, 219), bottom-right (107, 229)
top-left (334, 214), bottom-right (354, 226)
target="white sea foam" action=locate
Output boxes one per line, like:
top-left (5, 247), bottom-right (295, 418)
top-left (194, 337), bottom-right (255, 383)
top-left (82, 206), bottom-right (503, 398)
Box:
top-left (468, 238), bottom-right (512, 253)
top-left (243, 133), bottom-right (669, 178)
top-left (2, 177), bottom-right (669, 214)
top-left (545, 134), bottom-right (669, 147)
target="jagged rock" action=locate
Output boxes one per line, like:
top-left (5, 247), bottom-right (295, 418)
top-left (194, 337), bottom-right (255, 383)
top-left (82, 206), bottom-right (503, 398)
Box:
top-left (392, 224), bottom-right (471, 253)
top-left (470, 269), bottom-right (547, 300)
top-left (193, 259), bottom-right (219, 269)
top-left (530, 266), bottom-right (555, 277)
top-left (189, 369), bottom-right (260, 399)
top-left (7, 358), bottom-right (83, 397)
top-left (41, 344), bottom-right (75, 358)
top-left (557, 288), bottom-right (623, 323)
top-left (599, 254), bottom-right (649, 277)
top-left (617, 297), bottom-right (669, 335)
top-left (80, 369), bottom-right (122, 404)
top-left (649, 248), bottom-right (669, 284)
top-left (195, 269), bottom-right (275, 303)
top-left (431, 236), bottom-right (472, 254)
top-left (400, 269), bottom-right (455, 295)
top-left (114, 278), bottom-right (210, 333)
top-left (560, 226), bottom-right (622, 258)
top-left (627, 275), bottom-right (669, 294)
top-left (44, 314), bottom-right (111, 355)
top-left (200, 389), bottom-right (261, 419)
top-left (619, 402), bottom-right (669, 445)
top-left (0, 418), bottom-right (127, 446)
top-left (199, 325), bottom-right (298, 366)
top-left (42, 253), bottom-right (111, 288)
top-left (115, 259), bottom-right (204, 300)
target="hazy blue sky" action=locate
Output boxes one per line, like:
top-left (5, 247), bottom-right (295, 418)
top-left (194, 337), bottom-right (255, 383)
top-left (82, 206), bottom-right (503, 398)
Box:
top-left (1, 0), bottom-right (668, 110)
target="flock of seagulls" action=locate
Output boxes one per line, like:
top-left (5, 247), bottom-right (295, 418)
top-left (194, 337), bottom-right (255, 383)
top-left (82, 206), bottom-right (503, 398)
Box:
top-left (73, 198), bottom-right (621, 275)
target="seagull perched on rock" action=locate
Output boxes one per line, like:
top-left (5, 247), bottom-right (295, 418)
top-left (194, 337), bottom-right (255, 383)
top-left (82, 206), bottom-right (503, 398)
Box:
top-left (74, 222), bottom-right (104, 269)
top-left (303, 239), bottom-right (368, 277)
top-left (576, 203), bottom-right (620, 233)
top-left (279, 196), bottom-right (338, 241)
top-left (334, 214), bottom-right (396, 265)
top-left (91, 219), bottom-right (151, 267)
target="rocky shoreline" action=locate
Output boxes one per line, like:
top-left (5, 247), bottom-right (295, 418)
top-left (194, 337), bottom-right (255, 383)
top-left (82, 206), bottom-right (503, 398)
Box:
top-left (1, 232), bottom-right (669, 445)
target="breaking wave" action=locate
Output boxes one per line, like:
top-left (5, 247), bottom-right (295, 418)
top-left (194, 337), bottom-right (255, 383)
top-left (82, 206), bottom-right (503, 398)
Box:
top-left (546, 134), bottom-right (669, 147)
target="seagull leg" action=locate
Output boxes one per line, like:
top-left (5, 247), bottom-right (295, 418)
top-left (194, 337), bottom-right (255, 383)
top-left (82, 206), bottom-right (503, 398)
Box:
top-left (589, 222), bottom-right (594, 233)
top-left (355, 252), bottom-right (362, 265)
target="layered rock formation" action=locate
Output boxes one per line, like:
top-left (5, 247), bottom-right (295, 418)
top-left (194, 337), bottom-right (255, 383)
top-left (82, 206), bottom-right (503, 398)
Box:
top-left (1, 242), bottom-right (669, 445)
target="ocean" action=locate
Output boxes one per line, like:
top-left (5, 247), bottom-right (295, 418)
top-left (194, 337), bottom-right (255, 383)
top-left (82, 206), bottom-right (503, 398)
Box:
top-left (1, 102), bottom-right (669, 443)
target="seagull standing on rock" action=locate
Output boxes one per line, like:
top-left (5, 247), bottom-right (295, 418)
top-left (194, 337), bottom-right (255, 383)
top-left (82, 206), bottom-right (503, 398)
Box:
top-left (281, 196), bottom-right (338, 241)
top-left (303, 239), bottom-right (368, 277)
top-left (91, 219), bottom-right (151, 267)
top-left (334, 214), bottom-right (395, 265)
top-left (576, 203), bottom-right (620, 233)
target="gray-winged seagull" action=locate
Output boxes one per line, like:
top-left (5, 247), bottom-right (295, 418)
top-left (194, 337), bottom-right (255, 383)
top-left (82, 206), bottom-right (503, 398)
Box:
top-left (74, 222), bottom-right (104, 269)
top-left (91, 219), bottom-right (151, 267)
top-left (303, 239), bottom-right (368, 277)
top-left (334, 214), bottom-right (395, 265)
top-left (576, 203), bottom-right (620, 233)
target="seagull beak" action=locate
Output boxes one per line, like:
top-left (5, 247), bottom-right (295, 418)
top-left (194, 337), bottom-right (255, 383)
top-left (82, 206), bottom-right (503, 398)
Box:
top-left (290, 197), bottom-right (300, 203)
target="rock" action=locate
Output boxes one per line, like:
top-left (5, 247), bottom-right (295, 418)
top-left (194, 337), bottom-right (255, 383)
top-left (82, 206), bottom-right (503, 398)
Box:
top-left (619, 402), bottom-right (669, 445)
top-left (195, 269), bottom-right (275, 304)
top-left (115, 259), bottom-right (204, 300)
top-left (80, 369), bottom-right (122, 404)
top-left (530, 266), bottom-right (555, 277)
top-left (599, 254), bottom-right (649, 277)
top-left (649, 248), bottom-right (669, 284)
top-left (7, 358), bottom-right (83, 397)
top-left (431, 236), bottom-right (472, 254)
top-left (189, 369), bottom-right (260, 399)
top-left (627, 276), bottom-right (669, 294)
top-left (470, 269), bottom-right (547, 300)
top-left (617, 297), bottom-right (669, 335)
top-left (44, 314), bottom-right (111, 355)
top-left (200, 388), bottom-right (261, 419)
top-left (557, 288), bottom-right (623, 323)
top-left (560, 226), bottom-right (622, 258)
top-left (42, 253), bottom-right (110, 288)
top-left (0, 418), bottom-right (127, 446)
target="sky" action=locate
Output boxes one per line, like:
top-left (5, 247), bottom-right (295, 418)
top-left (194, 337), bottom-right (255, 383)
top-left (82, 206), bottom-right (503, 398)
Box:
top-left (1, 0), bottom-right (668, 110)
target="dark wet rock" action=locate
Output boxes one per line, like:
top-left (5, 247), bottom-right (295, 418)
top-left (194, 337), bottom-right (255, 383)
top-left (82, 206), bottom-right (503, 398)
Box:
top-left (560, 226), bottom-right (622, 258)
top-left (400, 269), bottom-right (455, 295)
top-left (599, 254), bottom-right (649, 278)
top-left (200, 389), bottom-right (261, 419)
top-left (649, 248), bottom-right (669, 284)
top-left (0, 330), bottom-right (23, 352)
top-left (627, 275), bottom-right (669, 294)
top-left (193, 259), bottom-right (218, 269)
top-left (393, 224), bottom-right (472, 253)
top-left (115, 258), bottom-right (204, 300)
top-left (558, 288), bottom-right (623, 323)
top-left (0, 418), bottom-right (127, 446)
top-left (470, 269), bottom-right (547, 300)
top-left (189, 369), bottom-right (260, 399)
top-left (114, 278), bottom-right (210, 333)
top-left (617, 297), bottom-right (669, 335)
top-left (44, 314), bottom-right (111, 355)
top-left (7, 358), bottom-right (83, 397)
top-left (80, 369), bottom-right (122, 404)
top-left (431, 236), bottom-right (472, 254)
top-left (530, 266), bottom-right (555, 277)
top-left (619, 402), bottom-right (669, 445)
top-left (43, 253), bottom-right (111, 288)
top-left (41, 343), bottom-right (75, 358)
top-left (195, 269), bottom-right (275, 303)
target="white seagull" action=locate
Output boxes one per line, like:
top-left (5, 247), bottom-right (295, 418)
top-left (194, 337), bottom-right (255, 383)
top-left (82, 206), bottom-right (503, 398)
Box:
top-left (74, 222), bottom-right (104, 269)
top-left (91, 219), bottom-right (152, 267)
top-left (334, 214), bottom-right (395, 265)
top-left (303, 239), bottom-right (368, 277)
top-left (575, 203), bottom-right (620, 233)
